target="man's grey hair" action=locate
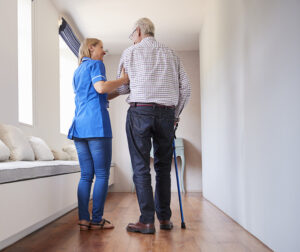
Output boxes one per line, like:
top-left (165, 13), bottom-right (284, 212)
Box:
top-left (134, 17), bottom-right (155, 37)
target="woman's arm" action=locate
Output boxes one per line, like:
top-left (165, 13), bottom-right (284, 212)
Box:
top-left (107, 90), bottom-right (120, 100)
top-left (94, 68), bottom-right (129, 94)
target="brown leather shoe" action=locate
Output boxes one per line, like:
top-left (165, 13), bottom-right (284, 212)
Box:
top-left (126, 222), bottom-right (155, 234)
top-left (159, 220), bottom-right (173, 230)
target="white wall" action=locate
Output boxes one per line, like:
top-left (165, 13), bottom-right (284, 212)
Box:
top-left (104, 51), bottom-right (202, 193)
top-left (0, 0), bottom-right (18, 125)
top-left (200, 0), bottom-right (300, 251)
top-left (0, 0), bottom-right (73, 150)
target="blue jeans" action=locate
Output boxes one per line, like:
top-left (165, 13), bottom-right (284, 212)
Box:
top-left (74, 137), bottom-right (112, 223)
top-left (126, 106), bottom-right (175, 223)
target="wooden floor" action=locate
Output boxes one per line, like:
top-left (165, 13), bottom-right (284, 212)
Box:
top-left (3, 193), bottom-right (272, 252)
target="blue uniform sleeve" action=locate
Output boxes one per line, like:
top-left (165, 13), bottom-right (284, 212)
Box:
top-left (90, 61), bottom-right (107, 84)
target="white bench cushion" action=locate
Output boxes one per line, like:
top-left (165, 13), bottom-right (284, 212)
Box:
top-left (0, 140), bottom-right (10, 161)
top-left (0, 124), bottom-right (34, 161)
top-left (28, 136), bottom-right (54, 161)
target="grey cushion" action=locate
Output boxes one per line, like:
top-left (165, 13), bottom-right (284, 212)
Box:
top-left (0, 161), bottom-right (80, 184)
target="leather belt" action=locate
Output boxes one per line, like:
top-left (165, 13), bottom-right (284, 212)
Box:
top-left (130, 102), bottom-right (175, 108)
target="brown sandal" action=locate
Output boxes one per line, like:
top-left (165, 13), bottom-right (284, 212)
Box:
top-left (90, 218), bottom-right (114, 230)
top-left (78, 220), bottom-right (90, 231)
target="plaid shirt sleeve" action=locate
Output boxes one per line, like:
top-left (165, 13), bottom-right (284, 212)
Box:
top-left (175, 59), bottom-right (191, 119)
top-left (116, 51), bottom-right (130, 95)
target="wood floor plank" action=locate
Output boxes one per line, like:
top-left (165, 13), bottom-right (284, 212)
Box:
top-left (3, 193), bottom-right (272, 252)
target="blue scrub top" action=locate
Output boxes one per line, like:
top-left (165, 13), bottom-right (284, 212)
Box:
top-left (68, 57), bottom-right (112, 139)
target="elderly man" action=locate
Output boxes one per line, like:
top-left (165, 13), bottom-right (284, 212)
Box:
top-left (116, 17), bottom-right (191, 234)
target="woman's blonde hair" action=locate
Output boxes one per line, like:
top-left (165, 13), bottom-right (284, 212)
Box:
top-left (78, 38), bottom-right (101, 65)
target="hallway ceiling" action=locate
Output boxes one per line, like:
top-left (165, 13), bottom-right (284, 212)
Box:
top-left (51, 0), bottom-right (206, 54)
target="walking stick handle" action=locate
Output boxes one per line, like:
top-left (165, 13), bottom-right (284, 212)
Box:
top-left (174, 123), bottom-right (178, 139)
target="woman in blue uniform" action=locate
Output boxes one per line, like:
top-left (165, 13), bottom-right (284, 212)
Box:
top-left (68, 38), bottom-right (128, 230)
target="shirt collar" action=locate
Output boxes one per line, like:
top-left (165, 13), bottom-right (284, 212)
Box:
top-left (81, 57), bottom-right (91, 62)
top-left (141, 36), bottom-right (156, 43)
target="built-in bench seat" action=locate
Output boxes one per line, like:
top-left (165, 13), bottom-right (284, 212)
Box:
top-left (0, 161), bottom-right (114, 250)
top-left (0, 160), bottom-right (80, 184)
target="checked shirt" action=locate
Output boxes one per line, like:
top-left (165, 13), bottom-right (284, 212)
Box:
top-left (117, 37), bottom-right (191, 119)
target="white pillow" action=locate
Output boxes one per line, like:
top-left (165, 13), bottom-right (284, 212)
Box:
top-left (51, 149), bottom-right (70, 160)
top-left (28, 136), bottom-right (54, 161)
top-left (63, 145), bottom-right (78, 161)
top-left (0, 123), bottom-right (35, 161)
top-left (0, 139), bottom-right (10, 161)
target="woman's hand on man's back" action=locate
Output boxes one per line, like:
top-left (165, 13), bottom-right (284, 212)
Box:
top-left (120, 68), bottom-right (129, 84)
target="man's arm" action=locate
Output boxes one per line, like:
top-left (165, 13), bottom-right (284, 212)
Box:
top-left (175, 60), bottom-right (191, 120)
top-left (116, 51), bottom-right (130, 95)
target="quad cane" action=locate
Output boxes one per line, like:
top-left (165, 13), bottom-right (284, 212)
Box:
top-left (173, 123), bottom-right (186, 229)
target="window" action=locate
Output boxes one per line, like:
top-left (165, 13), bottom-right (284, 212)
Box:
top-left (59, 36), bottom-right (77, 135)
top-left (18, 0), bottom-right (33, 125)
